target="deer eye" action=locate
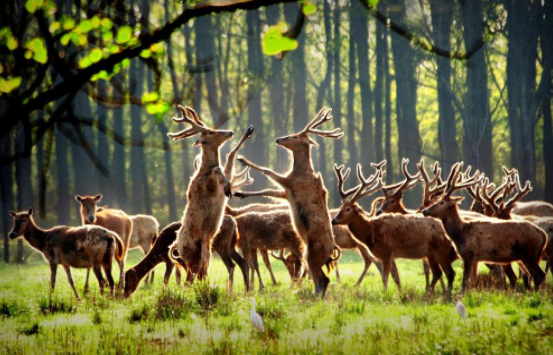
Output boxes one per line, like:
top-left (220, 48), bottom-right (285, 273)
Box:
top-left (391, 200), bottom-right (395, 204)
top-left (345, 207), bottom-right (351, 212)
top-left (209, 132), bottom-right (213, 135)
top-left (440, 201), bottom-right (444, 205)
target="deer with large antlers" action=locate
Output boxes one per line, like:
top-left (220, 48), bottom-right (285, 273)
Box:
top-left (421, 163), bottom-right (547, 292)
top-left (167, 105), bottom-right (236, 282)
top-left (332, 164), bottom-right (457, 296)
top-left (234, 108), bottom-right (343, 297)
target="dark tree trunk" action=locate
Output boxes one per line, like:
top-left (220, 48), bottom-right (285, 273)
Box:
top-left (429, 0), bottom-right (458, 174)
top-left (383, 23), bottom-right (393, 183)
top-left (71, 91), bottom-right (95, 199)
top-left (285, 3), bottom-right (309, 132)
top-left (157, 122), bottom-right (178, 222)
top-left (346, 13), bottom-right (357, 167)
top-left (389, 0), bottom-right (421, 185)
top-left (55, 124), bottom-right (71, 225)
top-left (541, 0), bottom-right (553, 202)
top-left (129, 58), bottom-right (147, 214)
top-left (505, 0), bottom-right (539, 197)
top-left (0, 135), bottom-right (14, 263)
top-left (266, 5), bottom-right (288, 173)
top-left (111, 77), bottom-right (127, 209)
top-left (332, 0), bottom-right (343, 173)
top-left (246, 9), bottom-right (266, 172)
top-left (374, 12), bottom-right (385, 163)
top-left (460, 0), bottom-right (493, 179)
top-left (352, 0), bottom-right (374, 167)
top-left (96, 75), bottom-right (111, 197)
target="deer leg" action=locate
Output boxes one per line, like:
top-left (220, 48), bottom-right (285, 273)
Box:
top-left (380, 256), bottom-right (393, 291)
top-left (260, 250), bottom-right (278, 286)
top-left (355, 246), bottom-right (372, 286)
top-left (198, 239), bottom-right (212, 281)
top-left (503, 264), bottom-right (518, 289)
top-left (422, 259), bottom-right (430, 290)
top-left (49, 263), bottom-right (58, 295)
top-left (522, 258), bottom-right (546, 291)
top-left (211, 167), bottom-right (232, 198)
top-left (62, 265), bottom-right (81, 301)
top-left (234, 189), bottom-right (286, 200)
top-left (91, 265), bottom-right (106, 296)
top-left (390, 260), bottom-right (401, 291)
top-left (230, 247), bottom-right (249, 292)
top-left (252, 251), bottom-right (265, 290)
top-left (163, 261), bottom-right (174, 286)
top-left (217, 250), bottom-right (236, 291)
top-left (462, 258), bottom-right (475, 294)
top-left (426, 257), bottom-right (442, 296)
top-left (236, 157), bottom-right (288, 187)
top-left (117, 257), bottom-right (125, 290)
top-left (175, 266), bottom-right (182, 285)
top-left (84, 268), bottom-right (91, 294)
top-left (102, 261), bottom-right (116, 297)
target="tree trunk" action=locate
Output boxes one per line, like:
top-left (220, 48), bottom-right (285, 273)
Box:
top-left (429, 0), bottom-right (458, 174)
top-left (55, 123), bottom-right (71, 225)
top-left (541, 0), bottom-right (553, 202)
top-left (352, 0), bottom-right (374, 167)
top-left (96, 73), bottom-right (111, 197)
top-left (505, 0), bottom-right (539, 197)
top-left (374, 11), bottom-right (385, 163)
top-left (0, 135), bottom-right (13, 263)
top-left (346, 6), bottom-right (358, 167)
top-left (71, 90), bottom-right (95, 200)
top-left (111, 77), bottom-right (127, 209)
top-left (460, 0), bottom-right (493, 179)
top-left (332, 0), bottom-right (343, 174)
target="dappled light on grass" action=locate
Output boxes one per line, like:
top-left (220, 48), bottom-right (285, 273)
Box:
top-left (1, 252), bottom-right (553, 353)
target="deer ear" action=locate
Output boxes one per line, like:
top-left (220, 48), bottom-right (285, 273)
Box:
top-left (28, 207), bottom-right (33, 216)
top-left (9, 211), bottom-right (16, 217)
top-left (307, 137), bottom-right (319, 146)
top-left (94, 195), bottom-right (103, 202)
top-left (450, 196), bottom-right (464, 204)
top-left (193, 139), bottom-right (201, 147)
top-left (75, 195), bottom-right (82, 202)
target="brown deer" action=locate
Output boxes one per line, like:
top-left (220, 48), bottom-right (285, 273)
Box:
top-left (421, 163), bottom-right (547, 293)
top-left (8, 208), bottom-right (124, 300)
top-left (167, 105), bottom-right (234, 282)
top-left (124, 216), bottom-right (249, 297)
top-left (235, 108), bottom-right (343, 297)
top-left (331, 164), bottom-right (457, 297)
top-left (75, 194), bottom-right (133, 290)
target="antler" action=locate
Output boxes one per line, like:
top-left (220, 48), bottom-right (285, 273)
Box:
top-left (167, 105), bottom-right (207, 140)
top-left (270, 249), bottom-right (288, 262)
top-left (230, 167), bottom-right (254, 190)
top-left (334, 163), bottom-right (357, 200)
top-left (349, 164), bottom-right (383, 203)
top-left (417, 159), bottom-right (444, 208)
top-left (501, 173), bottom-right (532, 210)
top-left (224, 125), bottom-right (255, 179)
top-left (301, 108), bottom-right (344, 139)
top-left (443, 162), bottom-right (482, 197)
top-left (395, 158), bottom-right (421, 195)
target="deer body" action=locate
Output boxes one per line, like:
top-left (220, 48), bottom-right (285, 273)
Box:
top-left (9, 209), bottom-right (124, 300)
top-left (76, 195), bottom-right (132, 290)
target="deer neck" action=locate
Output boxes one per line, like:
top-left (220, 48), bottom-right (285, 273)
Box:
top-left (291, 145), bottom-right (314, 176)
top-left (396, 200), bottom-right (409, 214)
top-left (347, 211), bottom-right (374, 246)
top-left (24, 219), bottom-right (47, 251)
top-left (199, 145), bottom-right (221, 172)
top-left (440, 206), bottom-right (466, 245)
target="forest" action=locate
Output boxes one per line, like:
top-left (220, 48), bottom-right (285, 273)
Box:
top-left (0, 0), bottom-right (552, 261)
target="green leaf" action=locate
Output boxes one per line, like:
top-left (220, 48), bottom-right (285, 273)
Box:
top-left (27, 38), bottom-right (47, 64)
top-left (62, 18), bottom-right (75, 30)
top-left (121, 58), bottom-right (130, 68)
top-left (368, 0), bottom-right (380, 7)
top-left (101, 18), bottom-right (113, 31)
top-left (78, 56), bottom-right (91, 68)
top-left (302, 2), bottom-right (317, 16)
top-left (0, 76), bottom-right (22, 94)
top-left (49, 21), bottom-right (60, 33)
top-left (142, 92), bottom-right (159, 103)
top-left (7, 35), bottom-right (18, 50)
top-left (146, 103), bottom-right (157, 114)
top-left (25, 0), bottom-right (43, 14)
top-left (76, 20), bottom-right (92, 34)
top-left (262, 23), bottom-right (298, 56)
top-left (102, 31), bottom-right (113, 42)
top-left (150, 42), bottom-right (163, 53)
top-left (60, 33), bottom-right (71, 45)
top-left (90, 16), bottom-right (101, 29)
top-left (139, 49), bottom-right (151, 58)
top-left (116, 26), bottom-right (132, 44)
top-left (89, 48), bottom-right (103, 63)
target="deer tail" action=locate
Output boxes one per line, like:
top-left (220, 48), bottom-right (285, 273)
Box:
top-left (112, 233), bottom-right (125, 262)
top-left (325, 245), bottom-right (342, 271)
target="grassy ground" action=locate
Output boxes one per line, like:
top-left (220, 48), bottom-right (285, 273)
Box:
top-left (1, 249), bottom-right (553, 354)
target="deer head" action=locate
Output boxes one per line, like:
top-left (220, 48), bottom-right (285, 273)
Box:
top-left (492, 173), bottom-right (532, 219)
top-left (376, 158), bottom-right (421, 215)
top-left (75, 194), bottom-right (103, 223)
top-left (8, 208), bottom-right (34, 239)
top-left (421, 162), bottom-right (482, 218)
top-left (167, 105), bottom-right (233, 148)
top-left (275, 108), bottom-right (343, 151)
top-left (332, 163), bottom-right (383, 225)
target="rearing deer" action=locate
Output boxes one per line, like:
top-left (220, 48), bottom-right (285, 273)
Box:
top-left (167, 105), bottom-right (234, 282)
top-left (235, 108), bottom-right (343, 297)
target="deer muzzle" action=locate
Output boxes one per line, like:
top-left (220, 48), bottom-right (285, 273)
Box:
top-left (8, 231), bottom-right (16, 239)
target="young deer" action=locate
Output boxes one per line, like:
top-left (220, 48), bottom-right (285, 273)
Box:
top-left (124, 216), bottom-right (249, 297)
top-left (235, 108), bottom-right (343, 297)
top-left (75, 194), bottom-right (133, 290)
top-left (331, 164), bottom-right (457, 297)
top-left (9, 208), bottom-right (124, 300)
top-left (167, 105), bottom-right (234, 282)
top-left (421, 163), bottom-right (547, 293)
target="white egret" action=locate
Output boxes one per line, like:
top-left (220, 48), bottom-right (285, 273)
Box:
top-left (250, 297), bottom-right (265, 332)
top-left (456, 301), bottom-right (467, 318)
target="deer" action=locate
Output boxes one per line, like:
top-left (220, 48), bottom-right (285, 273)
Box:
top-left (75, 194), bottom-right (133, 290)
top-left (97, 205), bottom-right (160, 284)
top-left (166, 105), bottom-right (235, 282)
top-left (234, 108), bottom-right (343, 297)
top-left (421, 162), bottom-right (547, 293)
top-left (331, 164), bottom-right (457, 297)
top-left (124, 215), bottom-right (249, 298)
top-left (8, 208), bottom-right (124, 300)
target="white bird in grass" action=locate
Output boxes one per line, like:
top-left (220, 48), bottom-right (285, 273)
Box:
top-left (250, 297), bottom-right (265, 332)
top-left (456, 301), bottom-right (467, 319)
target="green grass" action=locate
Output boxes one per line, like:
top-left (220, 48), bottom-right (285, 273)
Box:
top-left (1, 249), bottom-right (553, 354)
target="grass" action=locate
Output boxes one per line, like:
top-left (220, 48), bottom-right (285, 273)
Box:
top-left (1, 249), bottom-right (553, 354)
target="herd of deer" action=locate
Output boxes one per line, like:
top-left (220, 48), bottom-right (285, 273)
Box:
top-left (7, 106), bottom-right (553, 301)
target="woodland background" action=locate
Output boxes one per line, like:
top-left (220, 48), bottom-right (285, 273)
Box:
top-left (0, 0), bottom-right (552, 263)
